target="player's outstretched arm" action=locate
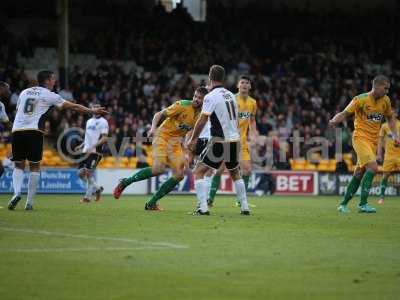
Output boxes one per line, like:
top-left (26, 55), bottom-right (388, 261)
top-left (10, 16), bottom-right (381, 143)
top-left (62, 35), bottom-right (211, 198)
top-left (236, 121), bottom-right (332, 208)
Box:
top-left (148, 110), bottom-right (167, 137)
top-left (186, 113), bottom-right (209, 152)
top-left (60, 101), bottom-right (108, 115)
top-left (328, 111), bottom-right (351, 127)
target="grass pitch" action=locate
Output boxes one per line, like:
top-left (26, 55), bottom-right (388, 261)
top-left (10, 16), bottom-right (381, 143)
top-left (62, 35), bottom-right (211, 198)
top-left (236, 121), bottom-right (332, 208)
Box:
top-left (0, 194), bottom-right (399, 300)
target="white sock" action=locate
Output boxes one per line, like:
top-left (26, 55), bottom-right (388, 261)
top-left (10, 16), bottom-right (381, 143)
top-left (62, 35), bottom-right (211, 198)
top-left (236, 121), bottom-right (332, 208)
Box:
top-left (235, 179), bottom-right (249, 211)
top-left (204, 176), bottom-right (212, 196)
top-left (26, 172), bottom-right (40, 206)
top-left (88, 174), bottom-right (99, 192)
top-left (85, 177), bottom-right (93, 199)
top-left (194, 179), bottom-right (208, 212)
top-left (12, 168), bottom-right (24, 196)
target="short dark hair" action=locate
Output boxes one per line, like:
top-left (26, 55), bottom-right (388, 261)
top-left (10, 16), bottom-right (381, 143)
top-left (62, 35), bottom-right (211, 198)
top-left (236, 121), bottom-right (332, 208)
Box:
top-left (209, 65), bottom-right (225, 82)
top-left (37, 70), bottom-right (55, 86)
top-left (239, 75), bottom-right (251, 82)
top-left (372, 75), bottom-right (390, 87)
top-left (196, 86), bottom-right (208, 96)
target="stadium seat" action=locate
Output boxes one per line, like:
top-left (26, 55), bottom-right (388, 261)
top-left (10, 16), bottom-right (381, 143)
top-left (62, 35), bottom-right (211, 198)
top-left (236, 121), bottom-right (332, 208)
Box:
top-left (317, 160), bottom-right (330, 171)
top-left (104, 157), bottom-right (117, 164)
top-left (97, 157), bottom-right (116, 168)
top-left (117, 157), bottom-right (129, 167)
top-left (129, 157), bottom-right (138, 168)
top-left (304, 162), bottom-right (317, 170)
top-left (290, 158), bottom-right (306, 170)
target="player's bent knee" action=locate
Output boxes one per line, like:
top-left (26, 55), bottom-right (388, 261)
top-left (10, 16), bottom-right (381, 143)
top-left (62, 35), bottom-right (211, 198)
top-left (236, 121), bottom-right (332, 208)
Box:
top-left (205, 168), bottom-right (214, 177)
top-left (29, 162), bottom-right (41, 172)
top-left (174, 173), bottom-right (184, 181)
top-left (366, 163), bottom-right (378, 174)
top-left (78, 169), bottom-right (87, 178)
top-left (14, 161), bottom-right (25, 170)
top-left (193, 164), bottom-right (209, 179)
top-left (353, 167), bottom-right (365, 179)
top-left (241, 166), bottom-right (251, 176)
top-left (216, 165), bottom-right (225, 175)
top-left (229, 168), bottom-right (241, 181)
top-left (152, 165), bottom-right (165, 175)
top-left (369, 166), bottom-right (378, 174)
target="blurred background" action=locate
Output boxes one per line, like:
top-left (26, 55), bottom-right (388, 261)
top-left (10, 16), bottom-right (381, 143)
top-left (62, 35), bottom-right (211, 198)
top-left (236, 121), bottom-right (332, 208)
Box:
top-left (1, 0), bottom-right (399, 173)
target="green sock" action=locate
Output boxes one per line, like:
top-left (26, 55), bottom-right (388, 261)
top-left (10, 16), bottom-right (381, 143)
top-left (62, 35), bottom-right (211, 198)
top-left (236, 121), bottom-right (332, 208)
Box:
top-left (379, 176), bottom-right (388, 199)
top-left (243, 175), bottom-right (250, 190)
top-left (147, 177), bottom-right (180, 205)
top-left (340, 176), bottom-right (361, 206)
top-left (208, 175), bottom-right (221, 203)
top-left (123, 167), bottom-right (153, 186)
top-left (359, 170), bottom-right (375, 206)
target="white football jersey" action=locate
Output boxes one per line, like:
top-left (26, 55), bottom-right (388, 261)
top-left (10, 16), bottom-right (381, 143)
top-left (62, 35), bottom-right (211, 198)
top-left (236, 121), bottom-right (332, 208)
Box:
top-left (12, 86), bottom-right (65, 132)
top-left (82, 117), bottom-right (109, 153)
top-left (199, 120), bottom-right (210, 139)
top-left (0, 101), bottom-right (9, 123)
top-left (202, 87), bottom-right (240, 141)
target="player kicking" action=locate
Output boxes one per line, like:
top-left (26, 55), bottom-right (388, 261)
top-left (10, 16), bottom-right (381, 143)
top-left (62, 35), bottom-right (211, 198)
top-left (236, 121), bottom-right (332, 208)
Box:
top-left (186, 65), bottom-right (250, 215)
top-left (0, 82), bottom-right (11, 177)
top-left (329, 75), bottom-right (399, 213)
top-left (207, 75), bottom-right (258, 207)
top-left (8, 70), bottom-right (108, 211)
top-left (113, 86), bottom-right (208, 210)
top-left (75, 104), bottom-right (109, 203)
top-left (377, 111), bottom-right (400, 204)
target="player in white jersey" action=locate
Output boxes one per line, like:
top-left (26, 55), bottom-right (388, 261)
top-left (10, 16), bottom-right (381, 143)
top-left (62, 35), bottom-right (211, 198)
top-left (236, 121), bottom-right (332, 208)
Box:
top-left (186, 65), bottom-right (250, 215)
top-left (0, 82), bottom-right (11, 177)
top-left (75, 104), bottom-right (109, 203)
top-left (8, 70), bottom-right (108, 211)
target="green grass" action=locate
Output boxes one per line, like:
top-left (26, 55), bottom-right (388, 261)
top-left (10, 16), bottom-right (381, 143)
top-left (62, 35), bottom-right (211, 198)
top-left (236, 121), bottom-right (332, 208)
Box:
top-left (0, 194), bottom-right (399, 300)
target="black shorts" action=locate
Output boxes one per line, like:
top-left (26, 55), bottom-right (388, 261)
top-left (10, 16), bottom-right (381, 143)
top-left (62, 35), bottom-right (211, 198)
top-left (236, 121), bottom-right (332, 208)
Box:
top-left (78, 153), bottom-right (102, 170)
top-left (199, 140), bottom-right (240, 170)
top-left (195, 138), bottom-right (209, 156)
top-left (12, 130), bottom-right (44, 163)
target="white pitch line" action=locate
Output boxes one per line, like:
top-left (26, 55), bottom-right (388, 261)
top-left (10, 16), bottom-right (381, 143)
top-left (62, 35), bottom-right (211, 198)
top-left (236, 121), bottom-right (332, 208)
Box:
top-left (0, 246), bottom-right (166, 253)
top-left (0, 227), bottom-right (188, 249)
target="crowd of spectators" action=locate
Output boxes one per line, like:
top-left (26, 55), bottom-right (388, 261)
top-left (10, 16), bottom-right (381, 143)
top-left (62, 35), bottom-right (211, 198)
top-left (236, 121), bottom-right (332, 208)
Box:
top-left (1, 2), bottom-right (400, 169)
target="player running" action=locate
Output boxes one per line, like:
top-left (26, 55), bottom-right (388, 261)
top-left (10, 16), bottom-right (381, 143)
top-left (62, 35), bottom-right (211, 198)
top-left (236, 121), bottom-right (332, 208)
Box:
top-left (186, 65), bottom-right (250, 215)
top-left (329, 75), bottom-right (400, 213)
top-left (75, 104), bottom-right (109, 203)
top-left (207, 75), bottom-right (258, 207)
top-left (113, 86), bottom-right (208, 210)
top-left (8, 70), bottom-right (108, 211)
top-left (377, 111), bottom-right (400, 204)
